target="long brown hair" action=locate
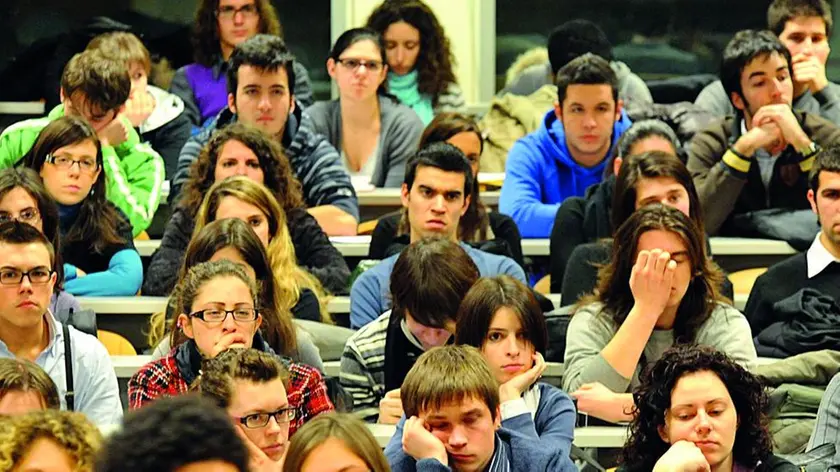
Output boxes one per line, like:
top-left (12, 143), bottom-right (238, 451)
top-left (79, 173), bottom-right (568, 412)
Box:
top-left (191, 0), bottom-right (282, 66)
top-left (283, 413), bottom-right (391, 472)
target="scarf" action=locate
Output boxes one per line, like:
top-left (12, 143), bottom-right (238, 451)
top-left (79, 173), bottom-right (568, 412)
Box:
top-left (388, 70), bottom-right (434, 124)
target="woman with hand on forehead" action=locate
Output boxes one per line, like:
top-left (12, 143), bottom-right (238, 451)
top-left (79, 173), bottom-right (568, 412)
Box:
top-left (563, 204), bottom-right (756, 424)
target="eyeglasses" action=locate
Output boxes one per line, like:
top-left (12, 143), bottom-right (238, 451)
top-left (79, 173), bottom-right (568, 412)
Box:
top-left (235, 407), bottom-right (297, 429)
top-left (0, 208), bottom-right (40, 225)
top-left (216, 3), bottom-right (258, 21)
top-left (45, 154), bottom-right (98, 174)
top-left (0, 268), bottom-right (53, 285)
top-left (336, 58), bottom-right (384, 73)
top-left (189, 307), bottom-right (258, 324)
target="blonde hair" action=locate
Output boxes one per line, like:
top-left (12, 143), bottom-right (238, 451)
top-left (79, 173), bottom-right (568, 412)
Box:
top-left (194, 177), bottom-right (331, 322)
top-left (283, 413), bottom-right (390, 472)
top-left (86, 31), bottom-right (152, 75)
top-left (0, 410), bottom-right (102, 472)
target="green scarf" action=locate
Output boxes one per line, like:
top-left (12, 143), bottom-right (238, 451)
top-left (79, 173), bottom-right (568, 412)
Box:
top-left (388, 70), bottom-right (434, 124)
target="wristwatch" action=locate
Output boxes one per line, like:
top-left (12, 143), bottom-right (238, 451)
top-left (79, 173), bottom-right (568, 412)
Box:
top-left (798, 141), bottom-right (821, 158)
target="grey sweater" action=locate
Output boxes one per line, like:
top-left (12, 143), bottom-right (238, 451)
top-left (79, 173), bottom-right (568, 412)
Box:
top-left (563, 302), bottom-right (756, 393)
top-left (694, 79), bottom-right (840, 123)
top-left (303, 97), bottom-right (424, 188)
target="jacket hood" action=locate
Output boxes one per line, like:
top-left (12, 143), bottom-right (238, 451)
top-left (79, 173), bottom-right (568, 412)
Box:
top-left (610, 61), bottom-right (632, 81)
top-left (534, 108), bottom-right (633, 171)
top-left (140, 85), bottom-right (185, 133)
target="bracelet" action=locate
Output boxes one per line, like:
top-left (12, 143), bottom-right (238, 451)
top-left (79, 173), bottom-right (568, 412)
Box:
top-left (728, 146), bottom-right (751, 160)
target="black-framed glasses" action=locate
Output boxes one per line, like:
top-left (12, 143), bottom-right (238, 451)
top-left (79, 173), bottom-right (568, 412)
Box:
top-left (0, 208), bottom-right (40, 225)
top-left (45, 154), bottom-right (99, 174)
top-left (216, 3), bottom-right (258, 20)
top-left (235, 407), bottom-right (297, 429)
top-left (336, 58), bottom-right (384, 73)
top-left (189, 307), bottom-right (258, 324)
top-left (0, 268), bottom-right (54, 285)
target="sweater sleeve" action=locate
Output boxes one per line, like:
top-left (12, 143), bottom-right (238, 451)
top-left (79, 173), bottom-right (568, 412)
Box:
top-left (64, 249), bottom-right (143, 296)
top-left (369, 214), bottom-right (400, 259)
top-left (349, 269), bottom-right (385, 330)
top-left (489, 212), bottom-right (525, 268)
top-left (381, 105), bottom-right (423, 188)
top-left (498, 138), bottom-right (559, 238)
top-left (287, 209), bottom-right (350, 294)
top-left (339, 336), bottom-right (382, 422)
top-left (169, 67), bottom-right (201, 129)
top-left (550, 198), bottom-right (587, 293)
top-left (142, 208), bottom-right (192, 296)
top-left (562, 305), bottom-right (632, 393)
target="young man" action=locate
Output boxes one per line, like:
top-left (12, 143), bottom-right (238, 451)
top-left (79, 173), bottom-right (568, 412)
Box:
top-left (0, 50), bottom-right (165, 236)
top-left (341, 238), bottom-right (480, 424)
top-left (384, 345), bottom-right (576, 472)
top-left (0, 221), bottom-right (121, 427)
top-left (744, 145), bottom-right (840, 334)
top-left (695, 0), bottom-right (840, 123)
top-left (172, 34), bottom-right (358, 236)
top-left (499, 53), bottom-right (632, 238)
top-left (687, 30), bottom-right (840, 235)
top-left (350, 143), bottom-right (525, 329)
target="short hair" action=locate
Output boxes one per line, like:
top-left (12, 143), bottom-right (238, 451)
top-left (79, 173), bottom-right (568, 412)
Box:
top-left (555, 52), bottom-right (619, 106)
top-left (227, 34), bottom-right (297, 97)
top-left (401, 345), bottom-right (499, 420)
top-left (720, 30), bottom-right (792, 106)
top-left (95, 395), bottom-right (249, 472)
top-left (809, 144), bottom-right (840, 192)
top-left (390, 238), bottom-right (480, 328)
top-left (547, 19), bottom-right (614, 75)
top-left (622, 346), bottom-right (772, 471)
top-left (0, 358), bottom-right (60, 410)
top-left (283, 413), bottom-right (391, 472)
top-left (175, 260), bottom-right (258, 325)
top-left (404, 142), bottom-right (474, 196)
top-left (192, 0), bottom-right (282, 66)
top-left (86, 31), bottom-right (152, 75)
top-left (196, 348), bottom-right (290, 409)
top-left (0, 221), bottom-right (55, 269)
top-left (0, 410), bottom-right (101, 471)
top-left (60, 50), bottom-right (130, 114)
top-left (455, 276), bottom-right (548, 356)
top-left (768, 0), bottom-right (832, 37)
top-left (615, 120), bottom-right (680, 161)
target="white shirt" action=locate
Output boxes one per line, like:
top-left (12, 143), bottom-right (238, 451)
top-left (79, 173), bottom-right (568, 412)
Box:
top-left (807, 233), bottom-right (840, 278)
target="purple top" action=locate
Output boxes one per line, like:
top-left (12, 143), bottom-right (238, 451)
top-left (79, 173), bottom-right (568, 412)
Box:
top-left (184, 63), bottom-right (229, 124)
top-left (733, 463), bottom-right (754, 472)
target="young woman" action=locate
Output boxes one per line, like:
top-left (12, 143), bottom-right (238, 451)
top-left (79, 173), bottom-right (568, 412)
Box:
top-left (0, 168), bottom-right (80, 316)
top-left (563, 204), bottom-right (756, 423)
top-left (305, 28), bottom-right (424, 188)
top-left (20, 116), bottom-right (142, 296)
top-left (283, 413), bottom-right (391, 472)
top-left (620, 345), bottom-right (797, 472)
top-left (143, 123), bottom-right (349, 296)
top-left (0, 409), bottom-right (101, 472)
top-left (366, 0), bottom-right (465, 124)
top-left (0, 358), bottom-right (60, 415)
top-left (128, 260), bottom-right (334, 433)
top-left (369, 113), bottom-right (524, 267)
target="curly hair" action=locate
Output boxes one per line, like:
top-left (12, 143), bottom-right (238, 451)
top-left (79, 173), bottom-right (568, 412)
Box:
top-left (621, 345), bottom-right (773, 471)
top-left (0, 409), bottom-right (101, 472)
top-left (366, 0), bottom-right (457, 106)
top-left (178, 123), bottom-right (304, 217)
top-left (191, 0), bottom-right (282, 66)
top-left (195, 348), bottom-right (290, 409)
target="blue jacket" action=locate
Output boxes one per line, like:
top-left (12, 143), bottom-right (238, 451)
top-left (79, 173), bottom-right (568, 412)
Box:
top-left (499, 109), bottom-right (632, 238)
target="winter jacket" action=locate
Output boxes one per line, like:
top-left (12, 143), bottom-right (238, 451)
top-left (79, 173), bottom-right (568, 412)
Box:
top-left (140, 85), bottom-right (191, 180)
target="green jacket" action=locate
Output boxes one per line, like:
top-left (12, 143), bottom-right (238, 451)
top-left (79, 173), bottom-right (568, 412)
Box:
top-left (0, 106), bottom-right (164, 235)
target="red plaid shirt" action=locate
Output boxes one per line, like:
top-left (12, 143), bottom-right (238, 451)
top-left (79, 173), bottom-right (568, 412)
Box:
top-left (128, 354), bottom-right (334, 435)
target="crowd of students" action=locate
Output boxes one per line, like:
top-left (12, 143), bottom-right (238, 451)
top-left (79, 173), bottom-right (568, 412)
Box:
top-left (1, 0), bottom-right (840, 470)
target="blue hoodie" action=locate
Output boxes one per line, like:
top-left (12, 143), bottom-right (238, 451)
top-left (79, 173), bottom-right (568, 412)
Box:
top-left (499, 109), bottom-right (632, 238)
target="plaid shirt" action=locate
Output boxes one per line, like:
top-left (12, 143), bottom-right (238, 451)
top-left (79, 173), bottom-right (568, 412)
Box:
top-left (128, 352), bottom-right (334, 435)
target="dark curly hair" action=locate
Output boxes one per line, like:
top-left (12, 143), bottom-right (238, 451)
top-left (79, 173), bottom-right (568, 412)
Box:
top-left (366, 0), bottom-right (457, 106)
top-left (178, 122), bottom-right (304, 217)
top-left (621, 345), bottom-right (773, 471)
top-left (191, 0), bottom-right (282, 66)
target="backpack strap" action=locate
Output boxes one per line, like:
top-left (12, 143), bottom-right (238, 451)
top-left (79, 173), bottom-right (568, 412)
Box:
top-left (61, 322), bottom-right (74, 411)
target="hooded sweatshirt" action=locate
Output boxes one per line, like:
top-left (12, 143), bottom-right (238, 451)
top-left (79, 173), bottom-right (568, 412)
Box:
top-left (499, 109), bottom-right (632, 238)
top-left (139, 85), bottom-right (191, 180)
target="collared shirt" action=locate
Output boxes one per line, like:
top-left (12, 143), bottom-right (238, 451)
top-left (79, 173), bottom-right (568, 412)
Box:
top-left (807, 233), bottom-right (840, 278)
top-left (0, 311), bottom-right (122, 427)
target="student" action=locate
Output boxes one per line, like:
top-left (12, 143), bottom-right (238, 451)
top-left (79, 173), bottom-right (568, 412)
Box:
top-left (172, 34), bottom-right (358, 236)
top-left (147, 123), bottom-right (349, 295)
top-left (86, 31), bottom-right (191, 179)
top-left (563, 205), bottom-right (756, 423)
top-left (349, 143), bottom-right (525, 329)
top-left (0, 168), bottom-right (81, 315)
top-left (499, 53), bottom-right (633, 238)
top-left (0, 358), bottom-right (60, 415)
top-left (369, 113), bottom-right (524, 267)
top-left (619, 345), bottom-right (797, 472)
top-left (128, 260), bottom-right (334, 434)
top-left (687, 29), bottom-right (840, 236)
top-left (341, 239), bottom-right (479, 423)
top-left (386, 345), bottom-right (576, 472)
top-left (305, 28), bottom-right (424, 188)
top-left (366, 0), bottom-right (466, 124)
top-left (21, 116), bottom-right (143, 297)
top-left (549, 119), bottom-right (680, 293)
top-left (169, 0), bottom-right (313, 128)
top-left (283, 413), bottom-right (391, 472)
top-left (197, 348), bottom-right (294, 470)
top-left (0, 410), bottom-right (101, 472)
top-left (744, 144), bottom-right (840, 334)
top-left (0, 221), bottom-right (122, 427)
top-left (695, 0), bottom-right (840, 124)
top-left (96, 395), bottom-right (250, 472)
top-left (0, 49), bottom-right (164, 236)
